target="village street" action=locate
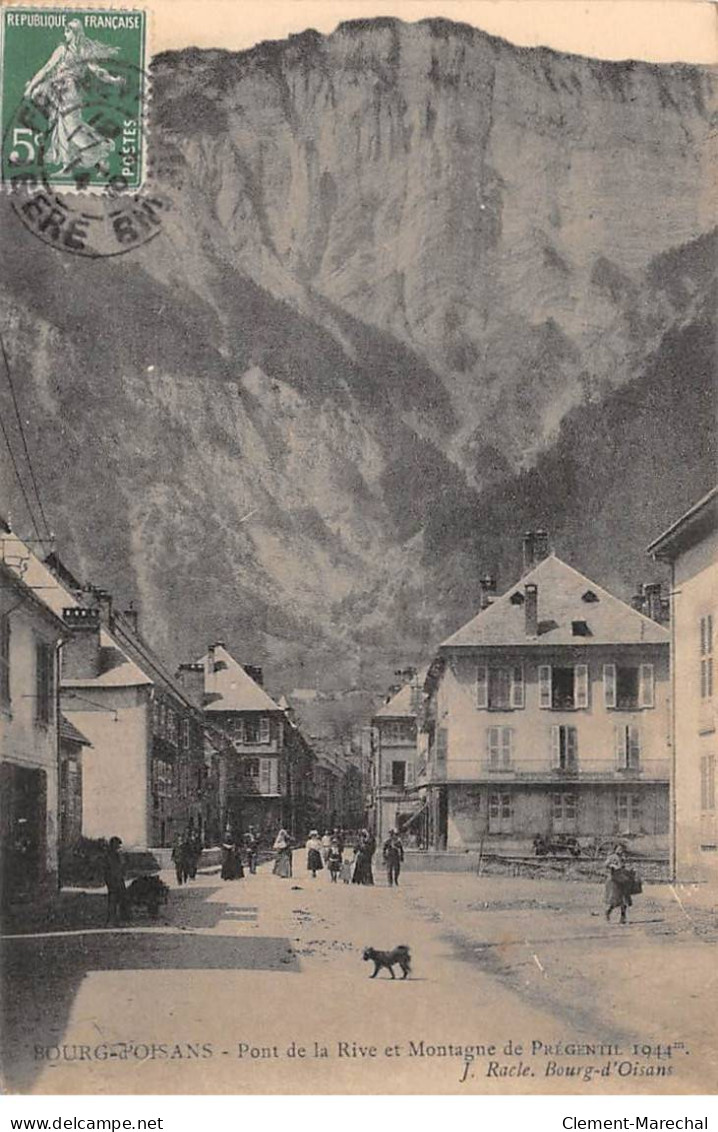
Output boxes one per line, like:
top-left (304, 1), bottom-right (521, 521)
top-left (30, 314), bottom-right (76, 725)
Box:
top-left (1, 864), bottom-right (716, 1096)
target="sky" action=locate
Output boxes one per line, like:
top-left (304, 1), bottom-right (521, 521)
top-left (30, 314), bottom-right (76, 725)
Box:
top-left (152, 0), bottom-right (718, 63)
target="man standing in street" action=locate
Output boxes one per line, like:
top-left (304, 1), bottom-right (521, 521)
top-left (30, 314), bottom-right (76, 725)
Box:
top-left (103, 836), bottom-right (129, 924)
top-left (383, 829), bottom-right (404, 887)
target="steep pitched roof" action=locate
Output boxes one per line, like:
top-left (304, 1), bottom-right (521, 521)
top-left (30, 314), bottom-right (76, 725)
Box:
top-left (647, 485), bottom-right (718, 561)
top-left (374, 667), bottom-right (428, 720)
top-left (197, 645), bottom-right (281, 713)
top-left (440, 555), bottom-right (669, 649)
top-left (60, 714), bottom-right (92, 747)
top-left (0, 530), bottom-right (77, 627)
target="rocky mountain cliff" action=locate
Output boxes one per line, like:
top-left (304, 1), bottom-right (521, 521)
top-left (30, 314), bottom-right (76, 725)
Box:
top-left (1, 18), bottom-right (715, 703)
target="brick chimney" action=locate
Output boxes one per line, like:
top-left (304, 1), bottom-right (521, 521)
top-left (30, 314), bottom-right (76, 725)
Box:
top-left (177, 662), bottom-right (206, 704)
top-left (94, 589), bottom-right (113, 627)
top-left (61, 607), bottom-right (101, 679)
top-left (524, 583), bottom-right (538, 637)
top-left (643, 582), bottom-right (665, 624)
top-left (479, 574), bottom-right (497, 610)
top-left (522, 530), bottom-right (551, 575)
top-left (122, 602), bottom-right (139, 635)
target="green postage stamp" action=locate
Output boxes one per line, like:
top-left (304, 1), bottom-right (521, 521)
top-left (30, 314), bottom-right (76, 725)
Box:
top-left (0, 7), bottom-right (146, 189)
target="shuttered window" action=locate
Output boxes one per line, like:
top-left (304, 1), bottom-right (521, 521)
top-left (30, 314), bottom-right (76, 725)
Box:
top-left (700, 616), bottom-right (714, 700)
top-left (574, 664), bottom-right (589, 709)
top-left (406, 759), bottom-right (416, 786)
top-left (538, 666), bottom-right (552, 709)
top-left (615, 725), bottom-right (641, 770)
top-left (259, 715), bottom-right (271, 744)
top-left (436, 728), bottom-right (448, 761)
top-left (35, 640), bottom-right (54, 725)
top-left (0, 615), bottom-right (9, 707)
top-left (603, 664), bottom-right (616, 709)
top-left (510, 666), bottom-right (524, 708)
top-left (700, 755), bottom-right (716, 811)
top-left (487, 726), bottom-right (513, 768)
top-left (551, 725), bottom-right (578, 770)
top-left (638, 664), bottom-right (655, 708)
top-left (259, 758), bottom-right (271, 794)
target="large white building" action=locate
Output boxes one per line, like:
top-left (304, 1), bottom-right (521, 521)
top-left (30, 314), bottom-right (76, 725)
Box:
top-left (416, 534), bottom-right (671, 854)
top-left (1, 523), bottom-right (65, 903)
top-left (648, 486), bottom-right (717, 883)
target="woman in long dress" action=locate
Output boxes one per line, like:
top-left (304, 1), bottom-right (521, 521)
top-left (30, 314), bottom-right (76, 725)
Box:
top-left (221, 831), bottom-right (242, 880)
top-left (351, 830), bottom-right (376, 886)
top-left (23, 19), bottom-right (124, 175)
top-left (306, 831), bottom-right (324, 878)
top-left (272, 828), bottom-right (293, 878)
top-left (604, 843), bottom-right (633, 923)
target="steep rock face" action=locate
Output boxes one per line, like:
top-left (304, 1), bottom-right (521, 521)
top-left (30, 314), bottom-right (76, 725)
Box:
top-left (0, 18), bottom-right (715, 695)
top-left (152, 19), bottom-right (715, 462)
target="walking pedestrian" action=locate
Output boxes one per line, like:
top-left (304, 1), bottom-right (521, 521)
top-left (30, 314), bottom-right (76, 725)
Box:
top-left (221, 829), bottom-right (243, 880)
top-left (352, 829), bottom-right (376, 885)
top-left (306, 830), bottom-right (324, 878)
top-left (321, 829), bottom-right (332, 866)
top-left (272, 828), bottom-right (293, 878)
top-left (171, 832), bottom-right (188, 886)
top-left (604, 843), bottom-right (637, 924)
top-left (103, 836), bottom-right (129, 925)
top-left (383, 829), bottom-right (404, 887)
top-left (327, 839), bottom-right (342, 883)
top-left (244, 827), bottom-right (259, 874)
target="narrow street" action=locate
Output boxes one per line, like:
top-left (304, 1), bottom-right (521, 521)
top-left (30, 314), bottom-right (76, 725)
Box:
top-left (1, 865), bottom-right (715, 1095)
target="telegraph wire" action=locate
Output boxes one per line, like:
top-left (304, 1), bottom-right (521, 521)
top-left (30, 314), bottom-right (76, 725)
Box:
top-left (0, 331), bottom-right (52, 542)
top-left (0, 406), bottom-right (42, 543)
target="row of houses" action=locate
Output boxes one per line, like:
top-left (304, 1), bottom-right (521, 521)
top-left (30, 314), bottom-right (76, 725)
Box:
top-left (370, 490), bottom-right (717, 884)
top-left (0, 520), bottom-right (360, 906)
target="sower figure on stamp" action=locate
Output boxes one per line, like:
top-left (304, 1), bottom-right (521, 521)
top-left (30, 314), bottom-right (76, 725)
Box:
top-left (383, 829), bottom-right (404, 887)
top-left (103, 836), bottom-right (129, 925)
top-left (23, 20), bottom-right (124, 176)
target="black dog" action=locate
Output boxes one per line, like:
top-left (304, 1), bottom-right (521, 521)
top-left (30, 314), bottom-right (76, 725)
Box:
top-left (127, 875), bottom-right (169, 917)
top-left (363, 945), bottom-right (411, 979)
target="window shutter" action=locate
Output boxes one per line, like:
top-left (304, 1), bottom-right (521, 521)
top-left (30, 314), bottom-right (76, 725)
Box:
top-left (614, 724), bottom-right (627, 768)
top-left (574, 665), bottom-right (589, 709)
top-left (406, 759), bottom-right (415, 786)
top-left (539, 666), bottom-right (552, 709)
top-left (381, 757), bottom-right (392, 785)
top-left (259, 758), bottom-right (271, 793)
top-left (259, 716), bottom-right (271, 744)
top-left (487, 726), bottom-right (499, 767)
top-left (550, 725), bottom-right (561, 767)
top-left (510, 665), bottom-right (524, 708)
top-left (638, 664), bottom-right (655, 709)
top-left (501, 727), bottom-right (513, 767)
top-left (476, 666), bottom-right (488, 709)
top-left (269, 758), bottom-right (279, 794)
top-left (436, 727), bottom-right (448, 761)
top-left (567, 726), bottom-right (578, 767)
top-left (628, 725), bottom-right (641, 768)
top-left (603, 664), bottom-right (616, 709)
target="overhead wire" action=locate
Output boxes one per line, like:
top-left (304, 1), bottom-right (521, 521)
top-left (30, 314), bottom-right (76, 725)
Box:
top-left (0, 332), bottom-right (52, 542)
top-left (0, 406), bottom-right (41, 543)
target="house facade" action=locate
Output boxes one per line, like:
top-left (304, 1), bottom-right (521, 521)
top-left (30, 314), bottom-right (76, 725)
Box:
top-left (1, 527), bottom-right (65, 904)
top-left (371, 674), bottom-right (423, 843)
top-left (59, 603), bottom-right (209, 850)
top-left (193, 644), bottom-right (314, 840)
top-left (648, 486), bottom-right (718, 883)
top-left (417, 537), bottom-right (671, 854)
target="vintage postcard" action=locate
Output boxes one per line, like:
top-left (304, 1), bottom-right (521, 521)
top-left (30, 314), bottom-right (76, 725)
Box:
top-left (0, 0), bottom-right (716, 1099)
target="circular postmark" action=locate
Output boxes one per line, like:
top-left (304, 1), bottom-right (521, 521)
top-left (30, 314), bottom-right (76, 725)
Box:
top-left (3, 59), bottom-right (171, 258)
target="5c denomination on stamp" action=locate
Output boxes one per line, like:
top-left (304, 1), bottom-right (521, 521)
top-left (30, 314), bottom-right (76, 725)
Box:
top-left (1, 6), bottom-right (146, 190)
